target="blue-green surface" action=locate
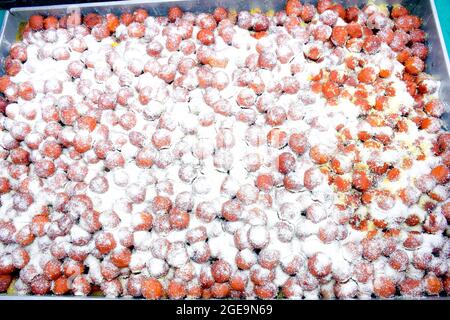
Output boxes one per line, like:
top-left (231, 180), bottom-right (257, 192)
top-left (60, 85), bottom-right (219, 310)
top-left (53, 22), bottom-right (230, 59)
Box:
top-left (0, 2), bottom-right (448, 55)
top-left (435, 0), bottom-right (450, 56)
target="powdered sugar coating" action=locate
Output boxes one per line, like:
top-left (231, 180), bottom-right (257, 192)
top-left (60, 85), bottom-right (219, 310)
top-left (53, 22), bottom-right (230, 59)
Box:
top-left (0, 3), bottom-right (448, 299)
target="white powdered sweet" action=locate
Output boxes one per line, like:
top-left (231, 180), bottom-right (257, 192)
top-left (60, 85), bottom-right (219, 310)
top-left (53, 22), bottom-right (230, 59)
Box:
top-left (0, 3), bottom-right (448, 299)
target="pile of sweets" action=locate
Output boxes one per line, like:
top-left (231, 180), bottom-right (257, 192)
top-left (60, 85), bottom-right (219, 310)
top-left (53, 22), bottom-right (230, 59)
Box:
top-left (0, 0), bottom-right (448, 299)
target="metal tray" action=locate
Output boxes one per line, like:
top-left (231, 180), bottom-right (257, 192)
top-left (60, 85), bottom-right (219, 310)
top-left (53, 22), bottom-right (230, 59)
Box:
top-left (0, 0), bottom-right (448, 125)
top-left (0, 0), bottom-right (449, 300)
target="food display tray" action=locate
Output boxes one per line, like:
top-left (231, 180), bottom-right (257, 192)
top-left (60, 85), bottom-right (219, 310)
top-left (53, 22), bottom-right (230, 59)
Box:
top-left (0, 0), bottom-right (449, 300)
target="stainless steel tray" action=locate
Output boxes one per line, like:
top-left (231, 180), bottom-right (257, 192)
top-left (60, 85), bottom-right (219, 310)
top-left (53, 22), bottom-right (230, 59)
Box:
top-left (0, 0), bottom-right (449, 300)
top-left (0, 0), bottom-right (448, 124)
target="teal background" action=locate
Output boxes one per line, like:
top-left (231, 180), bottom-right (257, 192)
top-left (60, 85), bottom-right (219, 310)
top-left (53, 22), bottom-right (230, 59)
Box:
top-left (0, 1), bottom-right (448, 56)
top-left (435, 0), bottom-right (450, 56)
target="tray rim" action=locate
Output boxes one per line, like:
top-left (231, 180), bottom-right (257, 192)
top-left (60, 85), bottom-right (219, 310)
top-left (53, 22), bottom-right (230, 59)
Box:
top-left (8, 0), bottom-right (190, 12)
